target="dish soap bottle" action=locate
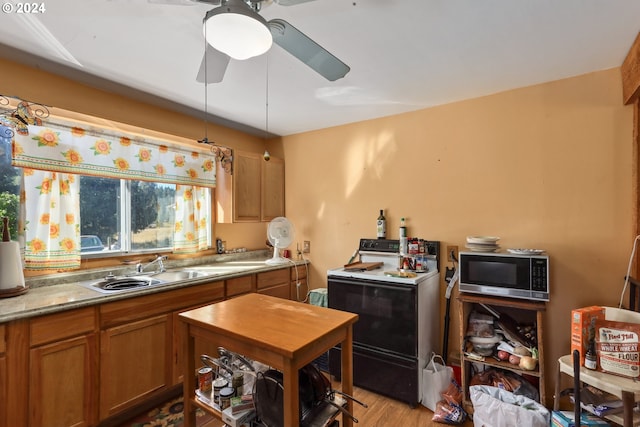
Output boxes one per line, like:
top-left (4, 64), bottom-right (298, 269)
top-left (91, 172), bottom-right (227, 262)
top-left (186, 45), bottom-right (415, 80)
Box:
top-left (399, 217), bottom-right (408, 255)
top-left (377, 209), bottom-right (386, 239)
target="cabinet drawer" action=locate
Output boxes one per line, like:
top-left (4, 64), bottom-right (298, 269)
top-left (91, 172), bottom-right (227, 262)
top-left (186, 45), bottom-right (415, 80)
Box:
top-left (30, 307), bottom-right (96, 347)
top-left (257, 269), bottom-right (290, 289)
top-left (290, 264), bottom-right (307, 280)
top-left (100, 281), bottom-right (224, 328)
top-left (226, 276), bottom-right (254, 297)
top-left (0, 324), bottom-right (5, 354)
top-left (258, 283), bottom-right (290, 300)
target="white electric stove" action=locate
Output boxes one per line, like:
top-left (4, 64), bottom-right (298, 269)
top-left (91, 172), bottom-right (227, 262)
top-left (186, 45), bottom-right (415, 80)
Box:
top-left (327, 238), bottom-right (441, 407)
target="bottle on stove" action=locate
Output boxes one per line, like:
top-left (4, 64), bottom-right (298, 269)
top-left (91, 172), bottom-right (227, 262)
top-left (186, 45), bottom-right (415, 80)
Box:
top-left (399, 217), bottom-right (408, 255)
top-left (377, 209), bottom-right (386, 239)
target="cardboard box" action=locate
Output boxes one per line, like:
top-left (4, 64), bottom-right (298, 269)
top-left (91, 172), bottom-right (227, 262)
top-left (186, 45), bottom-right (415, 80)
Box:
top-left (221, 405), bottom-right (256, 427)
top-left (571, 306), bottom-right (606, 366)
top-left (551, 410), bottom-right (610, 427)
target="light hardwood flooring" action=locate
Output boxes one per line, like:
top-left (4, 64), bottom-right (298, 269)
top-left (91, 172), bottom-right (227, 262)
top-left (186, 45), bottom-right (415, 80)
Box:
top-left (201, 381), bottom-right (474, 427)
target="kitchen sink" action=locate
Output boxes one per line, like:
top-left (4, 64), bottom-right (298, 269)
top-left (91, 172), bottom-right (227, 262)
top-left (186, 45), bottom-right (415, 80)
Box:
top-left (77, 263), bottom-right (263, 294)
top-left (78, 269), bottom-right (212, 294)
top-left (150, 270), bottom-right (209, 282)
top-left (79, 275), bottom-right (165, 294)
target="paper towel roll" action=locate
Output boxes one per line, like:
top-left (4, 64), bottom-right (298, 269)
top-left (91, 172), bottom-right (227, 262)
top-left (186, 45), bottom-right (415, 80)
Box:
top-left (0, 241), bottom-right (26, 290)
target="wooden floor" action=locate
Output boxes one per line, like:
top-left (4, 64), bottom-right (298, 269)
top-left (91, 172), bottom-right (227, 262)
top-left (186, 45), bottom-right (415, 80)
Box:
top-left (201, 380), bottom-right (474, 427)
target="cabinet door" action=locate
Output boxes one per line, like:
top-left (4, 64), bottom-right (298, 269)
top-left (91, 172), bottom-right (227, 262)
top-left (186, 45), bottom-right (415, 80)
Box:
top-left (261, 156), bottom-right (284, 221)
top-left (0, 324), bottom-right (5, 427)
top-left (290, 277), bottom-right (308, 302)
top-left (0, 354), bottom-right (5, 427)
top-left (29, 334), bottom-right (97, 427)
top-left (100, 314), bottom-right (172, 418)
top-left (234, 151), bottom-right (262, 222)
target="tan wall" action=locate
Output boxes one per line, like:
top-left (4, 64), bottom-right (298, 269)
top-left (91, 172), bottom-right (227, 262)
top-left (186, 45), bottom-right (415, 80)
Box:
top-left (0, 58), bottom-right (269, 251)
top-left (279, 68), bottom-right (635, 404)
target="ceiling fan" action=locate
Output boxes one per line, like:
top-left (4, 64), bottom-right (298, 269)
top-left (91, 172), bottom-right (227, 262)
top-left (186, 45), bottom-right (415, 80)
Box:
top-left (181, 0), bottom-right (351, 83)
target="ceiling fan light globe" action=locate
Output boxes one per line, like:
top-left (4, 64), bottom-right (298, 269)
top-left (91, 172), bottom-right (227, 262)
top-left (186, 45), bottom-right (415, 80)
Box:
top-left (204, 4), bottom-right (273, 61)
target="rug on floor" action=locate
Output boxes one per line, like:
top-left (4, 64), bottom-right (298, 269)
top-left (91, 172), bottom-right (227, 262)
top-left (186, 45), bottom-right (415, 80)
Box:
top-left (122, 395), bottom-right (215, 427)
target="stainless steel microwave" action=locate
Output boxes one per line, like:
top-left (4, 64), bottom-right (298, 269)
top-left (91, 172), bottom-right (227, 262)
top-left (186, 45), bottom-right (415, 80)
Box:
top-left (459, 252), bottom-right (549, 301)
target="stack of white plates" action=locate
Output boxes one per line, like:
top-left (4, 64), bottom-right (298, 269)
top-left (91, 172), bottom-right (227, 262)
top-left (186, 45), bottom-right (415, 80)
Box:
top-left (465, 236), bottom-right (500, 252)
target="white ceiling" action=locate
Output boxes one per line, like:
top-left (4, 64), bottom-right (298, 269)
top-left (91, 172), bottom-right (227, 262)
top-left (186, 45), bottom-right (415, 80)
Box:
top-left (0, 0), bottom-right (639, 137)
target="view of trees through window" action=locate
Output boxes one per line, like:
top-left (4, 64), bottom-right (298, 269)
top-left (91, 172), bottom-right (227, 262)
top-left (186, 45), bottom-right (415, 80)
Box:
top-left (0, 136), bottom-right (19, 240)
top-left (79, 176), bottom-right (176, 253)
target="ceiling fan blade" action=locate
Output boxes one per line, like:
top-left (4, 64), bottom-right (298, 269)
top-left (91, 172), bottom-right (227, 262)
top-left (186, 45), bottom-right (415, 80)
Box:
top-left (268, 18), bottom-right (350, 81)
top-left (196, 44), bottom-right (230, 83)
top-left (274, 0), bottom-right (317, 5)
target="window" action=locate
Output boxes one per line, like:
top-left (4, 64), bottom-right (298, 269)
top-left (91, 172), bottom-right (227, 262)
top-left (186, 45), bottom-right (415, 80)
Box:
top-left (1, 102), bottom-right (216, 268)
top-left (0, 131), bottom-right (19, 239)
top-left (78, 176), bottom-right (181, 254)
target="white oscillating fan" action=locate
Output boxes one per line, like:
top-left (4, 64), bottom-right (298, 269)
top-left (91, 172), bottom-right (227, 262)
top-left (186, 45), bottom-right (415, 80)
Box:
top-left (266, 217), bottom-right (295, 265)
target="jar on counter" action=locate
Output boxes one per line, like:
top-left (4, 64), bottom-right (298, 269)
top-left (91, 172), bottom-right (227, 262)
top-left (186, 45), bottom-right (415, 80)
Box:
top-left (212, 377), bottom-right (228, 400)
top-left (219, 386), bottom-right (235, 410)
top-left (232, 371), bottom-right (244, 396)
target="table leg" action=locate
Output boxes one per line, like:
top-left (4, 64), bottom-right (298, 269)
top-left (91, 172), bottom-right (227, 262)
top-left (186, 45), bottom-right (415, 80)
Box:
top-left (283, 358), bottom-right (300, 427)
top-left (183, 329), bottom-right (196, 427)
top-left (622, 390), bottom-right (634, 427)
top-left (554, 358), bottom-right (561, 411)
top-left (341, 326), bottom-right (354, 427)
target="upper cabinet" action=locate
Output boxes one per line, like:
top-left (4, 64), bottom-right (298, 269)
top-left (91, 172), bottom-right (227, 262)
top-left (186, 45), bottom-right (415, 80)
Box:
top-left (216, 151), bottom-right (284, 223)
top-left (261, 156), bottom-right (285, 222)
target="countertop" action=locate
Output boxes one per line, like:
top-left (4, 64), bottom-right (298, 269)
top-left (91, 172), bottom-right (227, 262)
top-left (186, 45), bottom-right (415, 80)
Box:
top-left (0, 251), bottom-right (309, 323)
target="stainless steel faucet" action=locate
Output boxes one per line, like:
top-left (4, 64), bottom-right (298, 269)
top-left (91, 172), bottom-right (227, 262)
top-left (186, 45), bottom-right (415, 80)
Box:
top-left (136, 255), bottom-right (167, 275)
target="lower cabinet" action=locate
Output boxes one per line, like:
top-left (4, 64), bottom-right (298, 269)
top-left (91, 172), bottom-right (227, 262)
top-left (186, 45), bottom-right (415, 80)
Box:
top-left (2, 265), bottom-right (302, 426)
top-left (290, 264), bottom-right (308, 303)
top-left (99, 280), bottom-right (224, 419)
top-left (257, 268), bottom-right (291, 299)
top-left (100, 314), bottom-right (172, 418)
top-left (28, 307), bottom-right (98, 427)
top-left (0, 324), bottom-right (6, 427)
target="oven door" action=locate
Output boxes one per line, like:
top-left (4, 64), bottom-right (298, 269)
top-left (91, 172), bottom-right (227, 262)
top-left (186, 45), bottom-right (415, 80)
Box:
top-left (328, 276), bottom-right (417, 357)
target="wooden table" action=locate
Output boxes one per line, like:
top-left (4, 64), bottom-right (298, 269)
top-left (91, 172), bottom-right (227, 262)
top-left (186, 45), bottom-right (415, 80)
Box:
top-left (178, 293), bottom-right (359, 427)
top-left (554, 354), bottom-right (640, 426)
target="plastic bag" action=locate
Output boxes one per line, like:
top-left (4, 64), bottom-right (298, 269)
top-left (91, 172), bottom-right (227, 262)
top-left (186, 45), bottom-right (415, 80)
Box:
top-left (470, 385), bottom-right (550, 427)
top-left (432, 379), bottom-right (467, 425)
top-left (432, 400), bottom-right (466, 425)
top-left (421, 353), bottom-right (453, 411)
top-left (469, 368), bottom-right (539, 401)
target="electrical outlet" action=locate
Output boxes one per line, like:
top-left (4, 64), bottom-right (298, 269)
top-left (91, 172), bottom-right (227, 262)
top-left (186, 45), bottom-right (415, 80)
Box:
top-left (447, 245), bottom-right (458, 262)
top-left (303, 240), bottom-right (311, 253)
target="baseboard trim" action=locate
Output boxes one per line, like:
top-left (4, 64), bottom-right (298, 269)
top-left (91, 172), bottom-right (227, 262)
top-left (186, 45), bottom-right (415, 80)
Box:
top-left (97, 384), bottom-right (183, 427)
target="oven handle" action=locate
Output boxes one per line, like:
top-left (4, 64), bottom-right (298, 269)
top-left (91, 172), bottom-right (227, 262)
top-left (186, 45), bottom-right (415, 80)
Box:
top-left (328, 277), bottom-right (415, 292)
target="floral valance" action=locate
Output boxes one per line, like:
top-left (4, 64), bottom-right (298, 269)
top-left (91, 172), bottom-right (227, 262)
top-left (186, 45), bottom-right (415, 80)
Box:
top-left (12, 124), bottom-right (216, 187)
